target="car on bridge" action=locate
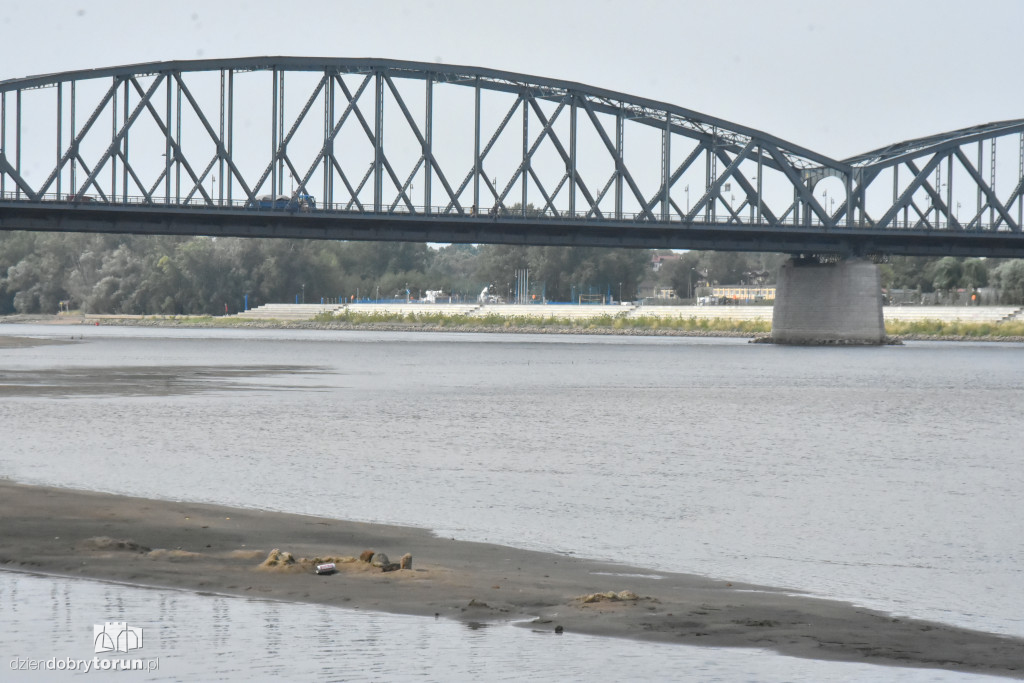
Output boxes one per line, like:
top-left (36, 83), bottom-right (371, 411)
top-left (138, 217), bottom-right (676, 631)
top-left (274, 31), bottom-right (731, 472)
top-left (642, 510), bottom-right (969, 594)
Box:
top-left (246, 193), bottom-right (316, 212)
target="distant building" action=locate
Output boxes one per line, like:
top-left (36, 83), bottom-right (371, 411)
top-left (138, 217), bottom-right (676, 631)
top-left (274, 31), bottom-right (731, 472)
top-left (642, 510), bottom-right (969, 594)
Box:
top-left (650, 252), bottom-right (682, 272)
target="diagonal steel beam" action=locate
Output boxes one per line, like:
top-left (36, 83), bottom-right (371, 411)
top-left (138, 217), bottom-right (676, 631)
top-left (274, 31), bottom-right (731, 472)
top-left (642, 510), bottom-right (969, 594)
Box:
top-left (686, 139), bottom-right (756, 223)
top-left (381, 74), bottom-right (460, 209)
top-left (115, 148), bottom-right (153, 203)
top-left (761, 142), bottom-right (833, 228)
top-left (908, 197), bottom-right (933, 230)
top-left (347, 160), bottom-right (375, 210)
top-left (953, 147), bottom-right (1019, 231)
top-left (389, 157), bottom-right (425, 212)
top-left (644, 144), bottom-right (702, 217)
top-left (146, 165), bottom-right (168, 200)
top-left (330, 155), bottom-right (364, 211)
top-left (545, 172), bottom-right (571, 215)
top-left (73, 153), bottom-right (109, 202)
top-left (874, 152), bottom-right (945, 229)
top-left (831, 167), bottom-right (880, 228)
top-left (316, 73), bottom-right (373, 205)
top-left (489, 97), bottom-right (567, 216)
top-left (334, 74), bottom-right (414, 212)
top-left (715, 146), bottom-right (780, 226)
top-left (0, 153), bottom-right (37, 200)
top-left (36, 76), bottom-right (124, 199)
top-left (526, 166), bottom-right (558, 217)
top-left (70, 76), bottom-right (167, 202)
top-left (249, 73), bottom-right (327, 200)
top-left (526, 93), bottom-right (600, 217)
top-left (587, 172), bottom-right (616, 218)
top-left (126, 76), bottom-right (220, 205)
top-left (905, 159), bottom-right (959, 231)
top-left (446, 90), bottom-right (523, 212)
top-left (182, 156), bottom-right (219, 204)
top-left (579, 98), bottom-right (654, 220)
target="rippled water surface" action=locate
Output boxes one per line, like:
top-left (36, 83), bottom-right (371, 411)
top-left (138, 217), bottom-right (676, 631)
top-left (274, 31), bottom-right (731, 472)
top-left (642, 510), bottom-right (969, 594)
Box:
top-left (1, 572), bottom-right (1008, 682)
top-left (2, 324), bottom-right (1022, 680)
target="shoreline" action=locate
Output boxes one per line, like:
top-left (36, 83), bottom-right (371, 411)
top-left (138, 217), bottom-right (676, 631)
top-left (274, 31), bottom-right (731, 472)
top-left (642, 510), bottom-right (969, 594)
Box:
top-left (1, 481), bottom-right (1020, 677)
top-left (3, 312), bottom-right (1024, 343)
top-left (1, 313), bottom-right (757, 338)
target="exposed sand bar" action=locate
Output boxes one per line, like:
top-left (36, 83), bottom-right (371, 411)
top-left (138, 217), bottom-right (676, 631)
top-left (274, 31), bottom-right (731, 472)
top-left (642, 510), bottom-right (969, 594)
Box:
top-left (0, 481), bottom-right (1020, 678)
top-left (0, 335), bottom-right (73, 348)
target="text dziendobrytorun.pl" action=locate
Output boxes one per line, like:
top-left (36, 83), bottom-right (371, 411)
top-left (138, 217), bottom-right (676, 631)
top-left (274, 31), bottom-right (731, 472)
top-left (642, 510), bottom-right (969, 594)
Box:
top-left (9, 656), bottom-right (159, 673)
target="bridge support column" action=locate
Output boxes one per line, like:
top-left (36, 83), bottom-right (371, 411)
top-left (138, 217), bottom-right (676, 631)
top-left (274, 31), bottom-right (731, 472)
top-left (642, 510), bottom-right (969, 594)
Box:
top-left (771, 257), bottom-right (886, 345)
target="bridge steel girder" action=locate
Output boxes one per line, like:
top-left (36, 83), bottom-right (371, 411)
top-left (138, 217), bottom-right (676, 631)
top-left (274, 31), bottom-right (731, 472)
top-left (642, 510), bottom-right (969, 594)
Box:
top-left (4, 201), bottom-right (1024, 258)
top-left (1, 57), bottom-right (1022, 258)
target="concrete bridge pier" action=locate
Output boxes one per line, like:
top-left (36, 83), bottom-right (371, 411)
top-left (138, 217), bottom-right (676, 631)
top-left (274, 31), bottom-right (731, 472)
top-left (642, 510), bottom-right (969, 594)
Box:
top-left (771, 257), bottom-right (886, 345)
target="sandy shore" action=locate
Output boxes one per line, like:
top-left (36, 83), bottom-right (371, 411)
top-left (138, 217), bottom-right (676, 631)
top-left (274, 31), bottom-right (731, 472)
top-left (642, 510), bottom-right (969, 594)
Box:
top-left (0, 481), bottom-right (1020, 677)
top-left (4, 313), bottom-right (1024, 342)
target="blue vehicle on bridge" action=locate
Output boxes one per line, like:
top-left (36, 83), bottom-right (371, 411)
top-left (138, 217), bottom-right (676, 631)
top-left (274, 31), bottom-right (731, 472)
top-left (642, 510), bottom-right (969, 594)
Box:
top-left (246, 194), bottom-right (317, 212)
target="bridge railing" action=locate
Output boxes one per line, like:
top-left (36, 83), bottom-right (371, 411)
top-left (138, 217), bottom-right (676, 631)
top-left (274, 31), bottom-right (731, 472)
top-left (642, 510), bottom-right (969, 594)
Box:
top-left (1, 188), bottom-right (1006, 233)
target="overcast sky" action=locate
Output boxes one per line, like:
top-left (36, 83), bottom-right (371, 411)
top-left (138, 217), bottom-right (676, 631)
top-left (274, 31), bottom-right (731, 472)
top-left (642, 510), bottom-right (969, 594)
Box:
top-left (1, 0), bottom-right (1020, 161)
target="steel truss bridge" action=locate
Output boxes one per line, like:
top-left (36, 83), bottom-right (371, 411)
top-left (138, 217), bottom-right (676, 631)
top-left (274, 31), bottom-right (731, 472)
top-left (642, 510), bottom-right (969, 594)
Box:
top-left (1, 57), bottom-right (1023, 257)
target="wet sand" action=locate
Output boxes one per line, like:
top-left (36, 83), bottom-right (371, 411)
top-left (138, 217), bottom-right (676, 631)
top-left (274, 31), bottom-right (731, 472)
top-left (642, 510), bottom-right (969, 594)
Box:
top-left (0, 481), bottom-right (1020, 677)
top-left (0, 334), bottom-right (72, 348)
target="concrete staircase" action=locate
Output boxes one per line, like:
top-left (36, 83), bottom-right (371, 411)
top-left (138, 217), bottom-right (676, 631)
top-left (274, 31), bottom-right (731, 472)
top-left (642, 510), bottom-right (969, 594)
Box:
top-left (235, 303), bottom-right (342, 320)
top-left (1000, 307), bottom-right (1024, 322)
top-left (882, 306), bottom-right (1020, 323)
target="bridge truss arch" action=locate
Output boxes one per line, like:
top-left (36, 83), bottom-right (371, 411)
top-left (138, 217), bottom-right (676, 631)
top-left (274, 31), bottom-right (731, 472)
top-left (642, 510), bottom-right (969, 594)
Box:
top-left (1, 57), bottom-right (1023, 257)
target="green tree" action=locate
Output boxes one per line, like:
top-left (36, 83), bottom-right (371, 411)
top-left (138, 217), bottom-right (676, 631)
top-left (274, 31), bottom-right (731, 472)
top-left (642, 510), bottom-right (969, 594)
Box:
top-left (666, 252), bottom-right (703, 298)
top-left (883, 256), bottom-right (935, 292)
top-left (927, 257), bottom-right (963, 295)
top-left (702, 251), bottom-right (749, 285)
top-left (962, 258), bottom-right (989, 290)
top-left (992, 260), bottom-right (1024, 304)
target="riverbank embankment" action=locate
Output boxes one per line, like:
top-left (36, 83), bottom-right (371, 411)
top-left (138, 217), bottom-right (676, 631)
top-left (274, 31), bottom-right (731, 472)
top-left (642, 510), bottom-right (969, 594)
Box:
top-left (4, 307), bottom-right (1024, 342)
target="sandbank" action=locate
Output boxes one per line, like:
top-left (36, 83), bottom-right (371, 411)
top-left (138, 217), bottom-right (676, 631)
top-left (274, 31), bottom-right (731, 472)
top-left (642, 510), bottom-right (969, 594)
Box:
top-left (0, 481), bottom-right (1020, 677)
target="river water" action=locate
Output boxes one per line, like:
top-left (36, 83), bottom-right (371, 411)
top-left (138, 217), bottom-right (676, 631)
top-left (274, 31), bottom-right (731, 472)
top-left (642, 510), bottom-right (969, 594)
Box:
top-left (1, 324), bottom-right (1021, 681)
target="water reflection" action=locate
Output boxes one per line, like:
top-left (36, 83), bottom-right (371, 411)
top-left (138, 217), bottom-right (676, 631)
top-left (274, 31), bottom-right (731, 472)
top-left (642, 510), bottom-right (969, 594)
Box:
top-left (0, 572), bottom-right (1004, 682)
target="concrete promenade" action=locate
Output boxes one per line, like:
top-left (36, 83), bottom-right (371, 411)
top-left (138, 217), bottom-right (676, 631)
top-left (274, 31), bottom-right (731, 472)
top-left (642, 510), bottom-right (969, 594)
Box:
top-left (234, 302), bottom-right (1024, 324)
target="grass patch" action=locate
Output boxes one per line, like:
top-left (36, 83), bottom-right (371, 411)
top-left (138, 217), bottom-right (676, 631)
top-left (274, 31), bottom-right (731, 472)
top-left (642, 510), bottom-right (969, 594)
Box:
top-left (886, 319), bottom-right (1024, 338)
top-left (312, 310), bottom-right (773, 334)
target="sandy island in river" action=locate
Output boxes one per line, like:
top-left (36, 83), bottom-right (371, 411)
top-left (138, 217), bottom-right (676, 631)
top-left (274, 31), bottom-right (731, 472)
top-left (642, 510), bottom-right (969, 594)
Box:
top-left (0, 481), bottom-right (1020, 678)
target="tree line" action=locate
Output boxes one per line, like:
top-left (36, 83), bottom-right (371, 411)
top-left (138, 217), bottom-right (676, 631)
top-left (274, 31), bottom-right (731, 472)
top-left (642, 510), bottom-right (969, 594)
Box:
top-left (0, 232), bottom-right (652, 315)
top-left (3, 231), bottom-right (1024, 315)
